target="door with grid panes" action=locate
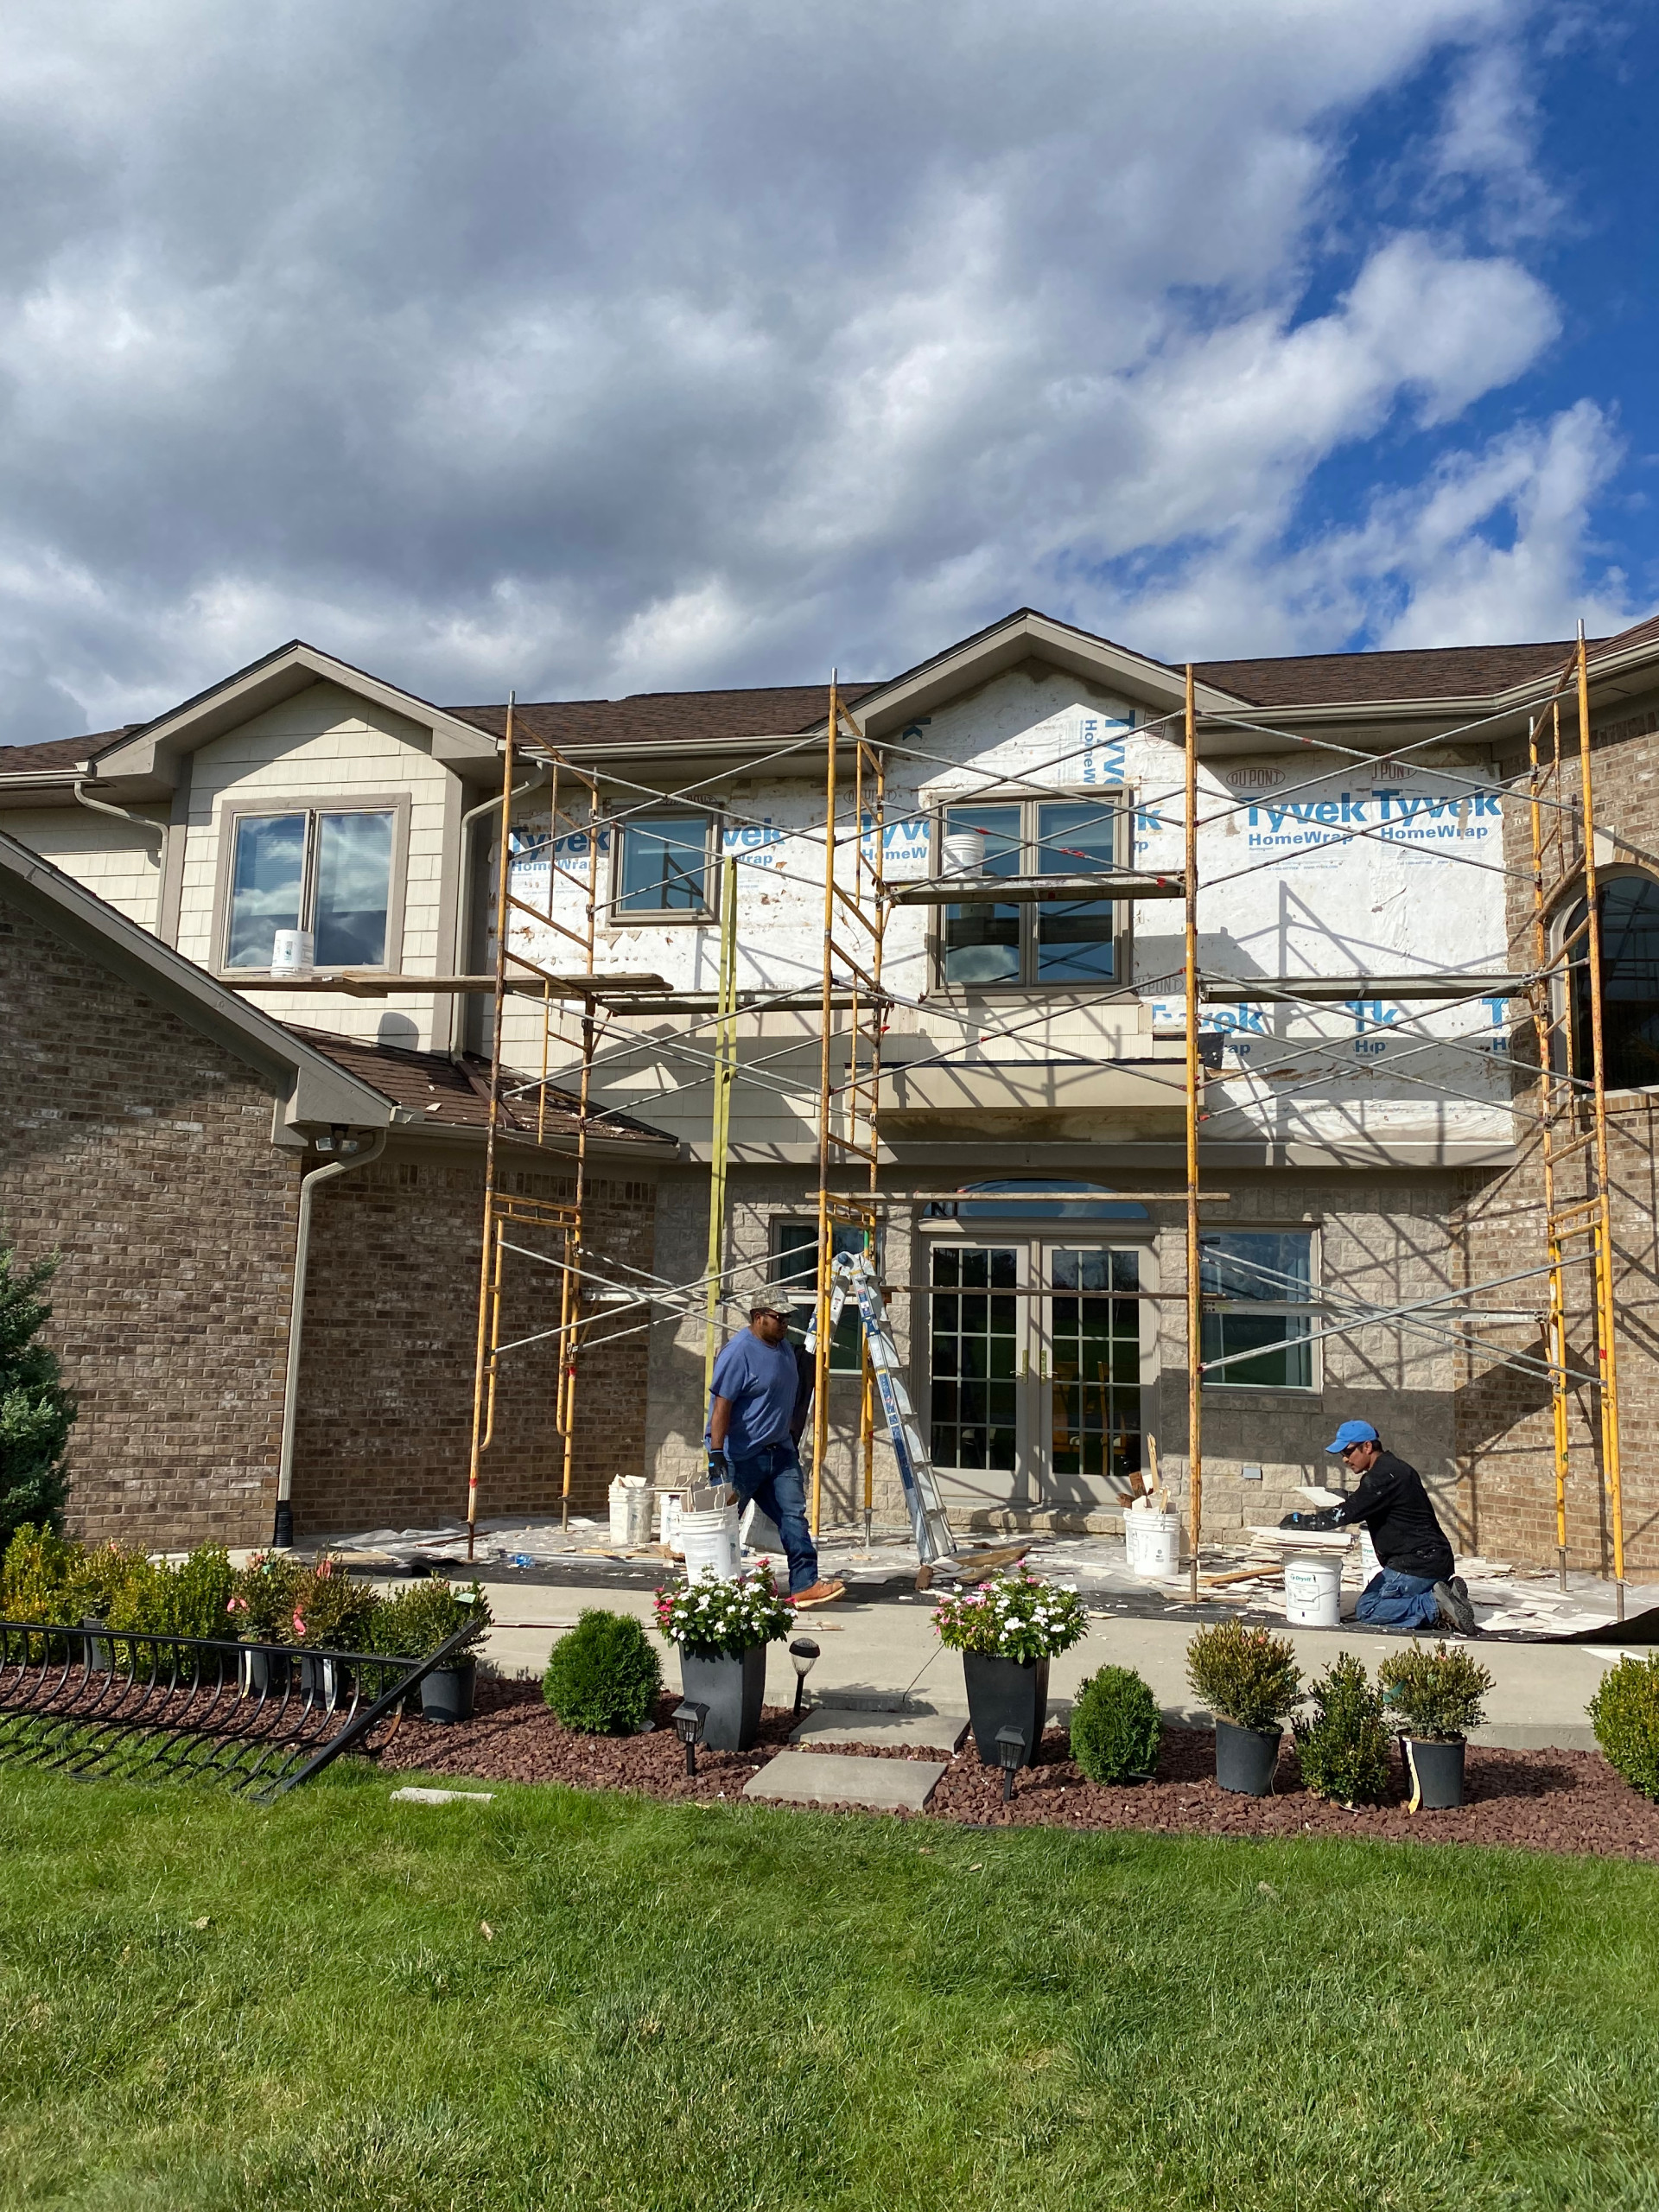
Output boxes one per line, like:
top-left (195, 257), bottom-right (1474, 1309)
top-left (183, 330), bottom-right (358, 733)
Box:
top-left (926, 1239), bottom-right (1148, 1510)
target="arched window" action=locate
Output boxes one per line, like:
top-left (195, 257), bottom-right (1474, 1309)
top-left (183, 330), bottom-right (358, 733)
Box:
top-left (1563, 874), bottom-right (1659, 1090)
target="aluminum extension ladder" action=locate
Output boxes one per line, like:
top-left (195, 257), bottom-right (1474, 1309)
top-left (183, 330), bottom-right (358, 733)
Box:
top-left (808, 1249), bottom-right (957, 1566)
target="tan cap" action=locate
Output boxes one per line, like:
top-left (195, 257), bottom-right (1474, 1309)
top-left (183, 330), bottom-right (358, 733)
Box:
top-left (748, 1295), bottom-right (792, 1319)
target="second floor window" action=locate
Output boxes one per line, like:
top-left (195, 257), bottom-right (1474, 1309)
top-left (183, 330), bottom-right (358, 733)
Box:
top-left (1565, 874), bottom-right (1659, 1090)
top-left (225, 807), bottom-right (395, 969)
top-left (938, 796), bottom-right (1124, 986)
top-left (614, 814), bottom-right (715, 918)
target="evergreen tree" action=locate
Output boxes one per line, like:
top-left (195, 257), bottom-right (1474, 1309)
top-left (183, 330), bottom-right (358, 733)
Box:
top-left (0, 1245), bottom-right (75, 1545)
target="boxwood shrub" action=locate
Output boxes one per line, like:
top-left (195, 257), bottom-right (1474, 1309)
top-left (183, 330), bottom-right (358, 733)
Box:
top-left (1589, 1654), bottom-right (1659, 1802)
top-left (1068, 1665), bottom-right (1161, 1783)
top-left (1294, 1652), bottom-right (1391, 1805)
top-left (543, 1609), bottom-right (662, 1734)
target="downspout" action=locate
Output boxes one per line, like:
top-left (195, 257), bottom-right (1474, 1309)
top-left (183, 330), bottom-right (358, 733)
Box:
top-left (74, 779), bottom-right (167, 861)
top-left (453, 761), bottom-right (546, 1058)
top-left (272, 1128), bottom-right (389, 1548)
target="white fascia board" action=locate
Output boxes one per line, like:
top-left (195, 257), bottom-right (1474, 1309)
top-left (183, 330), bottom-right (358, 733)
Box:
top-left (0, 829), bottom-right (393, 1138)
top-left (848, 611), bottom-right (1249, 740)
top-left (86, 641), bottom-right (499, 793)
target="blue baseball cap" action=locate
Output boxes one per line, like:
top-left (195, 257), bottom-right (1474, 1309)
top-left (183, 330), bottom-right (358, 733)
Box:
top-left (1325, 1420), bottom-right (1379, 1454)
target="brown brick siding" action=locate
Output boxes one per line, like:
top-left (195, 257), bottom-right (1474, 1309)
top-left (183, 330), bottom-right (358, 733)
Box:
top-left (0, 893), bottom-right (300, 1549)
top-left (292, 1147), bottom-right (658, 1535)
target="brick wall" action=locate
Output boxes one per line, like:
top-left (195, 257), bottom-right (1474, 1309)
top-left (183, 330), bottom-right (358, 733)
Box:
top-left (292, 1144), bottom-right (658, 1535)
top-left (0, 893), bottom-right (299, 1548)
top-left (1450, 690), bottom-right (1659, 1575)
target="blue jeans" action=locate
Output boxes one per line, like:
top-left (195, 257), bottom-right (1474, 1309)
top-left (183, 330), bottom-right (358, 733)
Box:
top-left (728, 1439), bottom-right (819, 1596)
top-left (1356, 1568), bottom-right (1443, 1628)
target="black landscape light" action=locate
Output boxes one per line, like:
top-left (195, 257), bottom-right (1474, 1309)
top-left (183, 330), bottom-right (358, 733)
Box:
top-left (673, 1700), bottom-right (708, 1777)
top-left (788, 1637), bottom-right (820, 1716)
top-left (995, 1725), bottom-right (1027, 1802)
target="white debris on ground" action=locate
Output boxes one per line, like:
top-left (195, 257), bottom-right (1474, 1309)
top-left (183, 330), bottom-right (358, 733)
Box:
top-left (316, 1515), bottom-right (1654, 1638)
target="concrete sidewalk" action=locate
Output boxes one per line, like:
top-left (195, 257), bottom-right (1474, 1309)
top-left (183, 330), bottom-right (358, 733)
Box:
top-left (472, 1580), bottom-right (1628, 1751)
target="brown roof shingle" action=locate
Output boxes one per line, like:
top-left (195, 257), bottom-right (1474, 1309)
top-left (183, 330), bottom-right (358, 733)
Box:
top-left (283, 1025), bottom-right (673, 1146)
top-left (1192, 639), bottom-right (1592, 708)
top-left (0, 729), bottom-right (137, 776)
top-left (447, 683), bottom-right (881, 751)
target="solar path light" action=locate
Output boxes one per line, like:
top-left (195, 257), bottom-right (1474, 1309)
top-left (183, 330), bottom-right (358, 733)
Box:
top-left (995, 1725), bottom-right (1027, 1802)
top-left (788, 1637), bottom-right (821, 1716)
top-left (673, 1700), bottom-right (708, 1777)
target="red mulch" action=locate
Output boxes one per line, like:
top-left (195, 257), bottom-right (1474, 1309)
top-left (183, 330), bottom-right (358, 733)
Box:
top-left (374, 1678), bottom-right (1659, 1862)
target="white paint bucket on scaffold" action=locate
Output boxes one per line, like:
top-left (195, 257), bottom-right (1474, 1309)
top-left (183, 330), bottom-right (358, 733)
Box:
top-left (1284, 1551), bottom-right (1343, 1628)
top-left (942, 829), bottom-right (986, 876)
top-left (1123, 1509), bottom-right (1180, 1580)
top-left (677, 1504), bottom-right (741, 1581)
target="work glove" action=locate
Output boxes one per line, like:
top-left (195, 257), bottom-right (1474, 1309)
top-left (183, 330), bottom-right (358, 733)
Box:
top-left (1278, 1508), bottom-right (1342, 1531)
top-left (706, 1447), bottom-right (733, 1484)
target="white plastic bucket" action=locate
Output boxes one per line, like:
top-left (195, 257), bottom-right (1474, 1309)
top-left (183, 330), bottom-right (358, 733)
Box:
top-left (942, 830), bottom-right (986, 876)
top-left (608, 1477), bottom-right (652, 1547)
top-left (1123, 1508), bottom-right (1180, 1580)
top-left (1284, 1552), bottom-right (1343, 1628)
top-left (270, 928), bottom-right (315, 976)
top-left (658, 1492), bottom-right (686, 1552)
top-left (678, 1505), bottom-right (741, 1581)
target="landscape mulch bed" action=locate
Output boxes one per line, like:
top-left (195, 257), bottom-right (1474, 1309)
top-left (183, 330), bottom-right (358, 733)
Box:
top-left (376, 1677), bottom-right (1659, 1862)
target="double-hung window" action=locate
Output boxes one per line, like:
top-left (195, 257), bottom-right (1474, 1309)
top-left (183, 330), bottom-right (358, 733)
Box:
top-left (613, 814), bottom-right (717, 920)
top-left (1198, 1230), bottom-right (1316, 1389)
top-left (222, 803), bottom-right (400, 970)
top-left (937, 795), bottom-right (1126, 986)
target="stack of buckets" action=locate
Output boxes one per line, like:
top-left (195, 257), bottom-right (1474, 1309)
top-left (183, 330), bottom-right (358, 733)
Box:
top-left (607, 1476), bottom-right (653, 1548)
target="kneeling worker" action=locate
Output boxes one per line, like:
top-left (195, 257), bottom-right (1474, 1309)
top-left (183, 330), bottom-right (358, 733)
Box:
top-left (1281, 1420), bottom-right (1476, 1634)
top-left (707, 1298), bottom-right (844, 1608)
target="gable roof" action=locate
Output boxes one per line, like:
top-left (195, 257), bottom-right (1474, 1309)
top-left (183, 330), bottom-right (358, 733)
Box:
top-left (448, 683), bottom-right (882, 752)
top-left (0, 827), bottom-right (394, 1136)
top-left (1191, 639), bottom-right (1592, 709)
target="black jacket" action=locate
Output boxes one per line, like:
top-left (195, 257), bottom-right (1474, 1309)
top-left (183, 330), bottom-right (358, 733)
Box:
top-left (1331, 1451), bottom-right (1454, 1582)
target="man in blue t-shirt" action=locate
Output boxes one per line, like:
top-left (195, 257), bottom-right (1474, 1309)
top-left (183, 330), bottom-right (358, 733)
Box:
top-left (707, 1299), bottom-right (844, 1606)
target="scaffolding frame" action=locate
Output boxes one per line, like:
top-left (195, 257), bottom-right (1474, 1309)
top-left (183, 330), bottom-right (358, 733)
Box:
top-left (445, 629), bottom-right (1641, 1607)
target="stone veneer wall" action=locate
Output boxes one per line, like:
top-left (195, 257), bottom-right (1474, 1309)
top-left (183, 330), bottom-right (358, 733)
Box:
top-left (0, 893), bottom-right (299, 1548)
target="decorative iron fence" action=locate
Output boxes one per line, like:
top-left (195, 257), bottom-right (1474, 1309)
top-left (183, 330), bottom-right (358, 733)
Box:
top-left (0, 1618), bottom-right (477, 1799)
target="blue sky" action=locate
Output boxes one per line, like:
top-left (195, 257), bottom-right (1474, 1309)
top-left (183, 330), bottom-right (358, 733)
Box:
top-left (0, 1), bottom-right (1650, 741)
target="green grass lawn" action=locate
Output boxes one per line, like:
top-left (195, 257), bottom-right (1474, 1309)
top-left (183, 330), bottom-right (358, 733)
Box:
top-left (2, 1763), bottom-right (1657, 2212)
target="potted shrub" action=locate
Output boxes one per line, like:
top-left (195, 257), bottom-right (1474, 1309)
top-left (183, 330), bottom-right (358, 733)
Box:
top-left (279, 1556), bottom-right (383, 1711)
top-left (933, 1567), bottom-right (1089, 1769)
top-left (1293, 1652), bottom-right (1391, 1808)
top-left (373, 1577), bottom-right (493, 1722)
top-left (226, 1550), bottom-right (306, 1694)
top-left (1377, 1642), bottom-right (1494, 1809)
top-left (543, 1609), bottom-right (662, 1734)
top-left (1185, 1621), bottom-right (1302, 1796)
top-left (653, 1568), bottom-right (793, 1751)
top-left (1589, 1654), bottom-right (1659, 1802)
top-left (1068, 1664), bottom-right (1161, 1784)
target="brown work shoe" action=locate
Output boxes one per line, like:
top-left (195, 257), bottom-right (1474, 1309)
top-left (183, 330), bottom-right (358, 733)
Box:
top-left (791, 1580), bottom-right (846, 1608)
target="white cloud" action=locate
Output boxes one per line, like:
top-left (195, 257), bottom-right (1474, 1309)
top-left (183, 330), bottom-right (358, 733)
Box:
top-left (0, 0), bottom-right (1628, 739)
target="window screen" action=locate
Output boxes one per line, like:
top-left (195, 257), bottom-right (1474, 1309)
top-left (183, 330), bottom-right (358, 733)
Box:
top-left (616, 815), bottom-right (712, 914)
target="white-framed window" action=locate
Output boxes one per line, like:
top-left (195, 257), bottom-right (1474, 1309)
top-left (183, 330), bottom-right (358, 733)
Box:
top-left (770, 1220), bottom-right (869, 1373)
top-left (1561, 870), bottom-right (1659, 1091)
top-left (934, 793), bottom-right (1128, 987)
top-left (612, 812), bottom-right (718, 921)
top-left (218, 798), bottom-right (406, 971)
top-left (1198, 1230), bottom-right (1317, 1390)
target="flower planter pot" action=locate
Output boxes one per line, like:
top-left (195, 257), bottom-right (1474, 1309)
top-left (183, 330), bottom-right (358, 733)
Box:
top-left (680, 1645), bottom-right (768, 1751)
top-left (299, 1655), bottom-right (352, 1713)
top-left (1403, 1736), bottom-right (1466, 1810)
top-left (962, 1652), bottom-right (1050, 1768)
top-left (1214, 1718), bottom-right (1281, 1796)
top-left (238, 1645), bottom-right (290, 1698)
top-left (420, 1658), bottom-right (477, 1725)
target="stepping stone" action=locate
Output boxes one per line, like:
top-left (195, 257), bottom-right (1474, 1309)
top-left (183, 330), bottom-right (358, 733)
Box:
top-left (744, 1751), bottom-right (946, 1812)
top-left (391, 1787), bottom-right (495, 1807)
top-left (791, 1705), bottom-right (968, 1753)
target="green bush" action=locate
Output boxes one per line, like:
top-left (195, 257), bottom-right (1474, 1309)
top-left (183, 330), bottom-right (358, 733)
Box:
top-left (1, 1522), bottom-right (80, 1625)
top-left (1294, 1652), bottom-right (1392, 1805)
top-left (226, 1550), bottom-right (308, 1642)
top-left (374, 1578), bottom-right (492, 1660)
top-left (543, 1609), bottom-right (662, 1734)
top-left (1185, 1620), bottom-right (1302, 1732)
top-left (279, 1557), bottom-right (382, 1652)
top-left (1377, 1642), bottom-right (1494, 1742)
top-left (1589, 1655), bottom-right (1659, 1801)
top-left (1068, 1665), bottom-right (1161, 1783)
top-left (0, 1246), bottom-right (75, 1547)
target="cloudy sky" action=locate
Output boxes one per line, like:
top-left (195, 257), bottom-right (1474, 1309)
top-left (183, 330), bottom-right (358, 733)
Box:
top-left (0, 0), bottom-right (1650, 741)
